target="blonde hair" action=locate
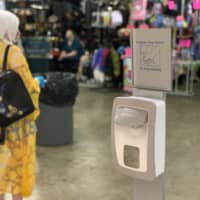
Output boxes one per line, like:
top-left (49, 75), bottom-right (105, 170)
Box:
top-left (0, 10), bottom-right (19, 42)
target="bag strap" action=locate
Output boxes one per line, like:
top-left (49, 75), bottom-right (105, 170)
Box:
top-left (0, 45), bottom-right (11, 144)
top-left (0, 128), bottom-right (6, 145)
top-left (3, 45), bottom-right (11, 72)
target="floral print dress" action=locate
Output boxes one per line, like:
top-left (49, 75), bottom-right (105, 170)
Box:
top-left (0, 41), bottom-right (40, 197)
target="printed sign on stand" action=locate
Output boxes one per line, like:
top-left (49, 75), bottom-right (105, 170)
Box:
top-left (132, 29), bottom-right (172, 91)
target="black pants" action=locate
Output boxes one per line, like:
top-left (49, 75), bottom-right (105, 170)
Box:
top-left (59, 58), bottom-right (79, 74)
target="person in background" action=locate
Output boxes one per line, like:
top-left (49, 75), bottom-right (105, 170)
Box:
top-left (76, 51), bottom-right (91, 81)
top-left (0, 10), bottom-right (40, 200)
top-left (58, 29), bottom-right (84, 74)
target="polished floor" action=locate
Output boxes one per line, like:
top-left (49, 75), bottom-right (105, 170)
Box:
top-left (7, 86), bottom-right (200, 200)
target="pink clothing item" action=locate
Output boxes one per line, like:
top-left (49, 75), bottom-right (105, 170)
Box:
top-left (193, 0), bottom-right (200, 10)
top-left (176, 15), bottom-right (184, 22)
top-left (125, 48), bottom-right (132, 58)
top-left (132, 0), bottom-right (147, 21)
top-left (139, 23), bottom-right (149, 29)
top-left (179, 39), bottom-right (192, 48)
top-left (168, 0), bottom-right (176, 10)
top-left (127, 24), bottom-right (135, 30)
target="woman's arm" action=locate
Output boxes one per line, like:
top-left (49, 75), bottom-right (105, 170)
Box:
top-left (65, 50), bottom-right (78, 58)
top-left (58, 50), bottom-right (78, 61)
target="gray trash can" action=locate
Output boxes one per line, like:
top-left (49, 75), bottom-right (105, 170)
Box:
top-left (35, 72), bottom-right (78, 146)
top-left (37, 103), bottom-right (73, 146)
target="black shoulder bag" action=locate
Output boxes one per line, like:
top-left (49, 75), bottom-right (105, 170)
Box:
top-left (0, 45), bottom-right (35, 144)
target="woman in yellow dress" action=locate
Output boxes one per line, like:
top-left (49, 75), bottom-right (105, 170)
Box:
top-left (0, 11), bottom-right (40, 200)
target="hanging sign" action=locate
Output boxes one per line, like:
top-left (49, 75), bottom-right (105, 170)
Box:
top-left (132, 29), bottom-right (172, 91)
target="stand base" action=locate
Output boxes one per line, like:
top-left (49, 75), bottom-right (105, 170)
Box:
top-left (133, 174), bottom-right (165, 200)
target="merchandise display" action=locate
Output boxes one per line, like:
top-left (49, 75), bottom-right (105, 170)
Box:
top-left (4, 0), bottom-right (200, 94)
top-left (127, 0), bottom-right (200, 95)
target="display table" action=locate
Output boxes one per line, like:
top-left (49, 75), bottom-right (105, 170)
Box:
top-left (23, 36), bottom-right (52, 73)
top-left (27, 57), bottom-right (50, 73)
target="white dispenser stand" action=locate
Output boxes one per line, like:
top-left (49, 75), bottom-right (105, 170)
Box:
top-left (111, 29), bottom-right (171, 200)
top-left (112, 90), bottom-right (166, 200)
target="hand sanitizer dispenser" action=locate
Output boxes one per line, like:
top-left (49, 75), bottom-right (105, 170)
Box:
top-left (111, 96), bottom-right (166, 181)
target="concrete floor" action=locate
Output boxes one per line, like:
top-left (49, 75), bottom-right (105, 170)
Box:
top-left (16, 86), bottom-right (200, 200)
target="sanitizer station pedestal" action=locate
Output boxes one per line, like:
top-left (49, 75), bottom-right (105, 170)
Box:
top-left (111, 29), bottom-right (171, 200)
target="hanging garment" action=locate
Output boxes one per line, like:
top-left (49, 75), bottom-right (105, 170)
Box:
top-left (94, 68), bottom-right (104, 83)
top-left (110, 48), bottom-right (121, 77)
top-left (0, 0), bottom-right (5, 10)
top-left (192, 43), bottom-right (200, 60)
top-left (92, 50), bottom-right (98, 69)
top-left (168, 0), bottom-right (178, 11)
top-left (117, 46), bottom-right (125, 55)
top-left (104, 51), bottom-right (113, 77)
top-left (92, 48), bottom-right (104, 72)
top-left (111, 10), bottom-right (123, 27)
top-left (132, 0), bottom-right (147, 21)
top-left (102, 48), bottom-right (110, 67)
top-left (152, 2), bottom-right (163, 15)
